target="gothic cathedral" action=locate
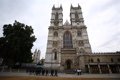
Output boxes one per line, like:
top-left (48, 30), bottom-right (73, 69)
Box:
top-left (45, 5), bottom-right (120, 73)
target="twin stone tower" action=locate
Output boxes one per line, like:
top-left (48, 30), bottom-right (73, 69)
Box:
top-left (44, 4), bottom-right (92, 71)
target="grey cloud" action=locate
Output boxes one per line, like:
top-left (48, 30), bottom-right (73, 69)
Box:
top-left (102, 15), bottom-right (120, 27)
top-left (0, 0), bottom-right (35, 36)
top-left (102, 0), bottom-right (120, 10)
top-left (87, 0), bottom-right (120, 19)
top-left (99, 32), bottom-right (120, 48)
top-left (0, 0), bottom-right (32, 16)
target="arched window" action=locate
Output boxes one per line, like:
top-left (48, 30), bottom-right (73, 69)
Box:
top-left (75, 11), bottom-right (79, 19)
top-left (54, 52), bottom-right (57, 60)
top-left (88, 59), bottom-right (90, 62)
top-left (55, 12), bottom-right (58, 20)
top-left (54, 31), bottom-right (58, 37)
top-left (91, 58), bottom-right (94, 62)
top-left (63, 31), bottom-right (73, 48)
top-left (54, 12), bottom-right (59, 26)
top-left (77, 31), bottom-right (82, 36)
top-left (118, 58), bottom-right (120, 62)
top-left (97, 58), bottom-right (100, 62)
top-left (111, 58), bottom-right (113, 62)
top-left (75, 11), bottom-right (79, 22)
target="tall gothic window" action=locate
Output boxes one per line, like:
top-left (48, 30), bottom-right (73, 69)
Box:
top-left (75, 11), bottom-right (79, 19)
top-left (97, 58), bottom-right (100, 62)
top-left (77, 30), bottom-right (82, 36)
top-left (118, 58), bottom-right (120, 62)
top-left (111, 58), bottom-right (113, 62)
top-left (75, 11), bottom-right (79, 22)
top-left (54, 52), bottom-right (57, 60)
top-left (54, 12), bottom-right (59, 26)
top-left (55, 12), bottom-right (58, 20)
top-left (63, 31), bottom-right (73, 48)
top-left (91, 58), bottom-right (94, 62)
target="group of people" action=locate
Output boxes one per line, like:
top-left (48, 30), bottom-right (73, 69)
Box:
top-left (26, 67), bottom-right (82, 76)
top-left (26, 67), bottom-right (58, 76)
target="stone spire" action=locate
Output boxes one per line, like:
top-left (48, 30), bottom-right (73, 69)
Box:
top-left (64, 20), bottom-right (70, 26)
top-left (52, 5), bottom-right (55, 10)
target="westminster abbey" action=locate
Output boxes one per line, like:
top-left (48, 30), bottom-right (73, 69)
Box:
top-left (44, 4), bottom-right (120, 74)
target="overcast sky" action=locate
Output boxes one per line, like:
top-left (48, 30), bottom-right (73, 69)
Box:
top-left (0, 0), bottom-right (120, 59)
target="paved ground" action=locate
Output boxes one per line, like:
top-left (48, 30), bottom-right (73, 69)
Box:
top-left (0, 72), bottom-right (120, 78)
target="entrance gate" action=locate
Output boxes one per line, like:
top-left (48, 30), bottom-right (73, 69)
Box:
top-left (65, 59), bottom-right (72, 69)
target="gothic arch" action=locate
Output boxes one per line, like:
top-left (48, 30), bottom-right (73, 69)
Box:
top-left (63, 31), bottom-right (73, 48)
top-left (65, 59), bottom-right (72, 69)
top-left (53, 31), bottom-right (58, 37)
top-left (91, 58), bottom-right (94, 62)
top-left (111, 58), bottom-right (113, 62)
top-left (97, 58), bottom-right (100, 62)
top-left (54, 52), bottom-right (57, 60)
top-left (52, 49), bottom-right (58, 60)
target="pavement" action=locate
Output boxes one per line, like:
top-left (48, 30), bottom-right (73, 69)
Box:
top-left (0, 72), bottom-right (120, 78)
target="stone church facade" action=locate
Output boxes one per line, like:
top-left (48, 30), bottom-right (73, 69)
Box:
top-left (44, 4), bottom-right (120, 74)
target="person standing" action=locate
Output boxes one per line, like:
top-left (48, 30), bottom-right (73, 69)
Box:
top-left (42, 69), bottom-right (45, 76)
top-left (77, 69), bottom-right (80, 75)
top-left (54, 69), bottom-right (58, 76)
top-left (51, 69), bottom-right (54, 76)
top-left (80, 69), bottom-right (82, 75)
top-left (45, 69), bottom-right (49, 76)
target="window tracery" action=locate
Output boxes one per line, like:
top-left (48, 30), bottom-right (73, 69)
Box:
top-left (63, 31), bottom-right (73, 48)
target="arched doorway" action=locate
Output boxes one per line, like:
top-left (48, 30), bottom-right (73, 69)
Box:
top-left (65, 59), bottom-right (72, 69)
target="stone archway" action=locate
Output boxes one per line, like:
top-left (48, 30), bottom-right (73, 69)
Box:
top-left (65, 59), bottom-right (72, 69)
